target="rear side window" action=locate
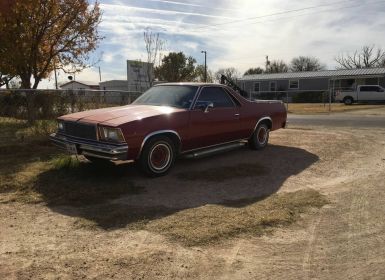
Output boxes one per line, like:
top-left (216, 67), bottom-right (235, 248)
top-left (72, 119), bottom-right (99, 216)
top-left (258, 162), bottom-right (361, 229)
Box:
top-left (195, 87), bottom-right (235, 108)
top-left (361, 86), bottom-right (380, 92)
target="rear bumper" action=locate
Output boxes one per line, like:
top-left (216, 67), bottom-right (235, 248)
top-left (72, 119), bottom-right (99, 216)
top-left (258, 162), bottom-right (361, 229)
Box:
top-left (49, 133), bottom-right (129, 161)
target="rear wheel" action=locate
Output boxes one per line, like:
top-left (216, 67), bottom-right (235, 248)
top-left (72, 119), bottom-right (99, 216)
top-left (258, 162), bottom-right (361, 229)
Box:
top-left (343, 96), bottom-right (353, 105)
top-left (139, 136), bottom-right (176, 177)
top-left (248, 123), bottom-right (270, 150)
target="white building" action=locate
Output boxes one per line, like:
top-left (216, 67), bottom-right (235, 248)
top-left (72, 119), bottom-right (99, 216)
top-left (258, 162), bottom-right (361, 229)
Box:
top-left (127, 60), bottom-right (154, 92)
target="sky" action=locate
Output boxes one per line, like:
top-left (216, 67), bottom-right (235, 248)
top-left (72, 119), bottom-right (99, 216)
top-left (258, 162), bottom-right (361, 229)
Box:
top-left (40, 0), bottom-right (385, 88)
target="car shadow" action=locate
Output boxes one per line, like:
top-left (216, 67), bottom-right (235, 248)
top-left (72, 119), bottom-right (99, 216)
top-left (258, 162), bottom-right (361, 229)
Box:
top-left (34, 144), bottom-right (319, 230)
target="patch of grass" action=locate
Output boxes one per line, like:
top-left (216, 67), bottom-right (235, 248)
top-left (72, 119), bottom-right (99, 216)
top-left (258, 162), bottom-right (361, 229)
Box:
top-left (287, 103), bottom-right (385, 114)
top-left (143, 189), bottom-right (328, 246)
top-left (26, 157), bottom-right (144, 206)
top-left (176, 163), bottom-right (269, 182)
top-left (0, 118), bottom-right (141, 205)
top-left (15, 119), bottom-right (57, 140)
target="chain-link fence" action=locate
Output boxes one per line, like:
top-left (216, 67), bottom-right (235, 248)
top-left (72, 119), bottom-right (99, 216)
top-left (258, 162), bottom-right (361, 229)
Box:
top-left (248, 90), bottom-right (333, 103)
top-left (0, 89), bottom-right (142, 123)
top-left (245, 89), bottom-right (335, 111)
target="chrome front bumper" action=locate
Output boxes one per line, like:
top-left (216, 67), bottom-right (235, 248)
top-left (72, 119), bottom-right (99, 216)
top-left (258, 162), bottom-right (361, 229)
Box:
top-left (50, 133), bottom-right (129, 161)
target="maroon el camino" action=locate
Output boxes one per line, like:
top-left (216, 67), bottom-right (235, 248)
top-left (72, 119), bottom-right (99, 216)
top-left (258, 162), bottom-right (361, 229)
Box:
top-left (50, 83), bottom-right (287, 176)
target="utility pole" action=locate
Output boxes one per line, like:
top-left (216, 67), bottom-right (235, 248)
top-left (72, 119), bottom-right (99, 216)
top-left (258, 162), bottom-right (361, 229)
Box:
top-left (54, 68), bottom-right (58, 89)
top-left (98, 66), bottom-right (102, 82)
top-left (201, 50), bottom-right (207, 82)
top-left (265, 55), bottom-right (270, 72)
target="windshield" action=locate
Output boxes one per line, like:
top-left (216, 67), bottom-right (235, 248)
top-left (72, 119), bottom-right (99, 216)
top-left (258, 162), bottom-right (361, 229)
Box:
top-left (133, 85), bottom-right (198, 109)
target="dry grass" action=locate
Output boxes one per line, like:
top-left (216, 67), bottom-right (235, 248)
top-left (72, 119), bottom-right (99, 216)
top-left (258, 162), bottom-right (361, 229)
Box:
top-left (72, 189), bottom-right (328, 246)
top-left (287, 103), bottom-right (385, 114)
top-left (0, 117), bottom-right (141, 205)
top-left (143, 189), bottom-right (326, 246)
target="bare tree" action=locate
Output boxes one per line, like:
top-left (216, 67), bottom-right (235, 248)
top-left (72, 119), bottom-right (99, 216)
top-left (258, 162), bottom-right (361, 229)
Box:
top-left (215, 67), bottom-right (240, 81)
top-left (265, 60), bottom-right (288, 73)
top-left (290, 56), bottom-right (325, 72)
top-left (335, 45), bottom-right (385, 69)
top-left (144, 28), bottom-right (165, 86)
top-left (194, 65), bottom-right (214, 83)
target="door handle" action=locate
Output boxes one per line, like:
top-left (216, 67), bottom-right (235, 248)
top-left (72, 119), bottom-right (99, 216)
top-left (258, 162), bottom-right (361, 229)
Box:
top-left (234, 113), bottom-right (240, 117)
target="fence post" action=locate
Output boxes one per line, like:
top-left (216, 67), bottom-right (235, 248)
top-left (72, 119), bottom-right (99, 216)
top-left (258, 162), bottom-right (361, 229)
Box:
top-left (286, 91), bottom-right (289, 111)
top-left (329, 89), bottom-right (332, 113)
top-left (26, 91), bottom-right (36, 124)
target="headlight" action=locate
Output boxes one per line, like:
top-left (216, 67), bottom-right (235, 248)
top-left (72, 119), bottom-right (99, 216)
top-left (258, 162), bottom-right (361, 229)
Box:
top-left (99, 126), bottom-right (125, 143)
top-left (58, 121), bottom-right (64, 131)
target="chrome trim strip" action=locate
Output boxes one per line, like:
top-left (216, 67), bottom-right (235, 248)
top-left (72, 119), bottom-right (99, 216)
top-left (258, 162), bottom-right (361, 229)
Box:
top-left (181, 139), bottom-right (247, 154)
top-left (138, 130), bottom-right (181, 158)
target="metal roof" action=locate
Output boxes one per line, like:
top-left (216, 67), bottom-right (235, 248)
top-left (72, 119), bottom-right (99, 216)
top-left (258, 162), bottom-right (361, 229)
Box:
top-left (239, 68), bottom-right (385, 81)
top-left (60, 80), bottom-right (99, 88)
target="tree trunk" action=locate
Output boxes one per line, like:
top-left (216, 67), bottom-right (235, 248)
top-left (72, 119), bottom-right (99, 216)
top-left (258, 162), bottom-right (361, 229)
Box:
top-left (20, 74), bottom-right (31, 89)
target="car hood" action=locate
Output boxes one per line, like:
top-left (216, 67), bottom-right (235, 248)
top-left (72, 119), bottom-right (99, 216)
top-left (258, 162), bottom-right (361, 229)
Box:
top-left (58, 105), bottom-right (185, 126)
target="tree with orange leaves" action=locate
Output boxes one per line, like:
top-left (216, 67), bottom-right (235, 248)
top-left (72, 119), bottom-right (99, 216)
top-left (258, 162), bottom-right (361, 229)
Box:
top-left (0, 0), bottom-right (102, 89)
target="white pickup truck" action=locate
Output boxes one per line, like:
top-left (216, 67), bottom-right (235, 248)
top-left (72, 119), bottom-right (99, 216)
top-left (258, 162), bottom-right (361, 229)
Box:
top-left (335, 85), bottom-right (385, 105)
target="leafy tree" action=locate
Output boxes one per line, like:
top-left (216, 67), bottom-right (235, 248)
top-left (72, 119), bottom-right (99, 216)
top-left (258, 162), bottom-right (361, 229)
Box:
top-left (265, 60), bottom-right (288, 73)
top-left (244, 67), bottom-right (264, 75)
top-left (155, 52), bottom-right (197, 82)
top-left (335, 45), bottom-right (385, 69)
top-left (290, 56), bottom-right (325, 72)
top-left (194, 65), bottom-right (214, 83)
top-left (0, 0), bottom-right (102, 89)
top-left (215, 67), bottom-right (241, 81)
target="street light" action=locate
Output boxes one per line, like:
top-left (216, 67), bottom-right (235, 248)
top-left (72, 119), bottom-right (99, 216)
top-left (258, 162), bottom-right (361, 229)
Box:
top-left (201, 50), bottom-right (207, 83)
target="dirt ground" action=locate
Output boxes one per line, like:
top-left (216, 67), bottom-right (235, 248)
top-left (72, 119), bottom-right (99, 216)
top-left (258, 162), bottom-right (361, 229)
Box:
top-left (1, 117), bottom-right (385, 279)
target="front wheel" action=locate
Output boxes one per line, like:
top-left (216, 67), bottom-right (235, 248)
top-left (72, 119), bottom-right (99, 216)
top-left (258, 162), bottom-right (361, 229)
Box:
top-left (139, 136), bottom-right (176, 177)
top-left (343, 97), bottom-right (353, 105)
top-left (248, 123), bottom-right (270, 150)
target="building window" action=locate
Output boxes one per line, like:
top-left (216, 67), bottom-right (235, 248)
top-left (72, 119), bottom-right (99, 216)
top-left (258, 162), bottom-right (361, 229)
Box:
top-left (289, 80), bottom-right (299, 89)
top-left (269, 81), bottom-right (276, 92)
top-left (254, 82), bottom-right (260, 92)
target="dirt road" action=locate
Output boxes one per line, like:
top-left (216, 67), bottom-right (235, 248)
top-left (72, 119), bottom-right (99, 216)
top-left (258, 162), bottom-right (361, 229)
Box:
top-left (1, 123), bottom-right (385, 279)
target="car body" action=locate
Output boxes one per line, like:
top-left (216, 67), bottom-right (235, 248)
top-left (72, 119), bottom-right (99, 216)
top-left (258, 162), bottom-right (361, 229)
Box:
top-left (50, 83), bottom-right (287, 176)
top-left (335, 85), bottom-right (385, 105)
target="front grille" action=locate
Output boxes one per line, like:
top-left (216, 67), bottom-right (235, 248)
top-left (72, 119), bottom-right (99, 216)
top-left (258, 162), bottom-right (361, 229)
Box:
top-left (64, 121), bottom-right (97, 140)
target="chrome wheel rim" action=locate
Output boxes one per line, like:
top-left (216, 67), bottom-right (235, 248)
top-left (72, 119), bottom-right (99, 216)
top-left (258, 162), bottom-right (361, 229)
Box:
top-left (149, 143), bottom-right (172, 171)
top-left (257, 126), bottom-right (268, 145)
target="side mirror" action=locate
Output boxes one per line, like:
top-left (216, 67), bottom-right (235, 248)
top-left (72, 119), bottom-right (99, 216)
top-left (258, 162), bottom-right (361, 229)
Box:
top-left (204, 102), bottom-right (214, 113)
top-left (195, 101), bottom-right (214, 112)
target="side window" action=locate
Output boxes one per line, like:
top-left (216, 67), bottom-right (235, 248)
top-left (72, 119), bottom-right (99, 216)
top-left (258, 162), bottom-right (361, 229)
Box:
top-left (289, 80), bottom-right (299, 89)
top-left (360, 86), bottom-right (369, 92)
top-left (195, 87), bottom-right (235, 108)
top-left (269, 81), bottom-right (276, 92)
top-left (360, 86), bottom-right (379, 92)
top-left (254, 82), bottom-right (260, 92)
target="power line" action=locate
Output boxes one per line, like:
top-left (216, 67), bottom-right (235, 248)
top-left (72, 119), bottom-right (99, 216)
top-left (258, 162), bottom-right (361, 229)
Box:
top-left (193, 0), bottom-right (382, 30)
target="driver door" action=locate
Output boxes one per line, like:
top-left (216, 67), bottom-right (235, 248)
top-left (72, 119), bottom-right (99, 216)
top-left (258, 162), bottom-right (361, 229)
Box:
top-left (185, 86), bottom-right (242, 150)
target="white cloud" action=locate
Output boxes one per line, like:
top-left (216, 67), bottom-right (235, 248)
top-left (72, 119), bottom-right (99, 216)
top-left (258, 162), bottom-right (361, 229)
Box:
top-left (38, 0), bottom-right (385, 88)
